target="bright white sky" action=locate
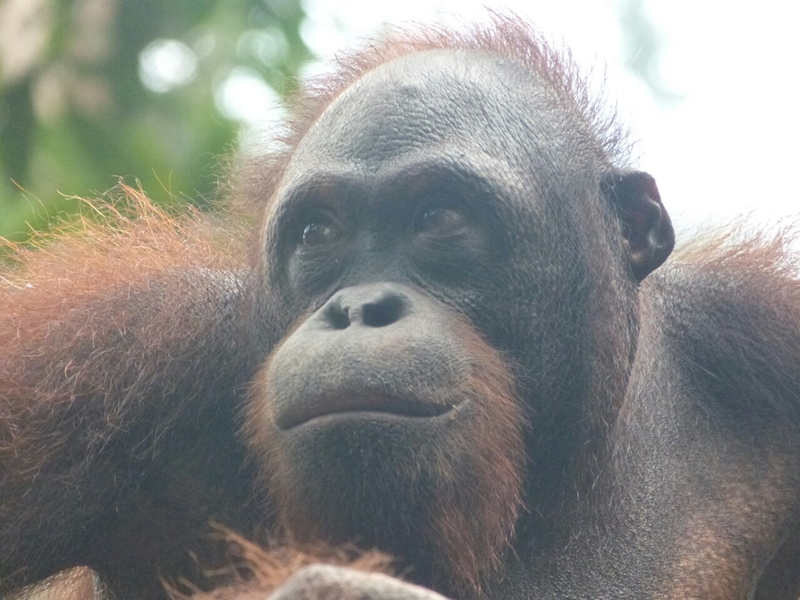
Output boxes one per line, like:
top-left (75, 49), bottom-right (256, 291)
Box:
top-left (294, 0), bottom-right (799, 238)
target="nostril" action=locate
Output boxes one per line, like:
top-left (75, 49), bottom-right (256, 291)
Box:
top-left (324, 302), bottom-right (350, 330)
top-left (362, 294), bottom-right (405, 328)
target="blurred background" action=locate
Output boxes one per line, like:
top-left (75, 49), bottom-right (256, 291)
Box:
top-left (0, 0), bottom-right (797, 243)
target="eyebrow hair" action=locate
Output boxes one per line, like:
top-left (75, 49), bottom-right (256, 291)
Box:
top-left (272, 156), bottom-right (509, 223)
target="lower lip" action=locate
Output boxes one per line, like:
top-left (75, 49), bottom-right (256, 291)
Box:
top-left (281, 406), bottom-right (460, 431)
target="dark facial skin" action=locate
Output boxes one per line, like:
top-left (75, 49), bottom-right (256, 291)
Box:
top-left (249, 52), bottom-right (544, 594)
top-left (245, 50), bottom-right (647, 595)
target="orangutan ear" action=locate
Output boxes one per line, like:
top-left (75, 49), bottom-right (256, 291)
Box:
top-left (602, 171), bottom-right (675, 281)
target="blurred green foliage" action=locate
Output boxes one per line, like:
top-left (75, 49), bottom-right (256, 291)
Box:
top-left (0, 0), bottom-right (309, 241)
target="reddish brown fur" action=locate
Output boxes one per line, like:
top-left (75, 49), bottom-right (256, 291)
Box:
top-left (0, 186), bottom-right (257, 594)
top-left (632, 222), bottom-right (800, 599)
top-left (0, 185), bottom-right (247, 476)
top-left (652, 220), bottom-right (800, 420)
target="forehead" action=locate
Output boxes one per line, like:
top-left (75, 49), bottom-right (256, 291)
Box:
top-left (286, 50), bottom-right (559, 181)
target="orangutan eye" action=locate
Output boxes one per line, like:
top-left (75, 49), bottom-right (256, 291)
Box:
top-left (416, 207), bottom-right (469, 237)
top-left (301, 221), bottom-right (340, 247)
